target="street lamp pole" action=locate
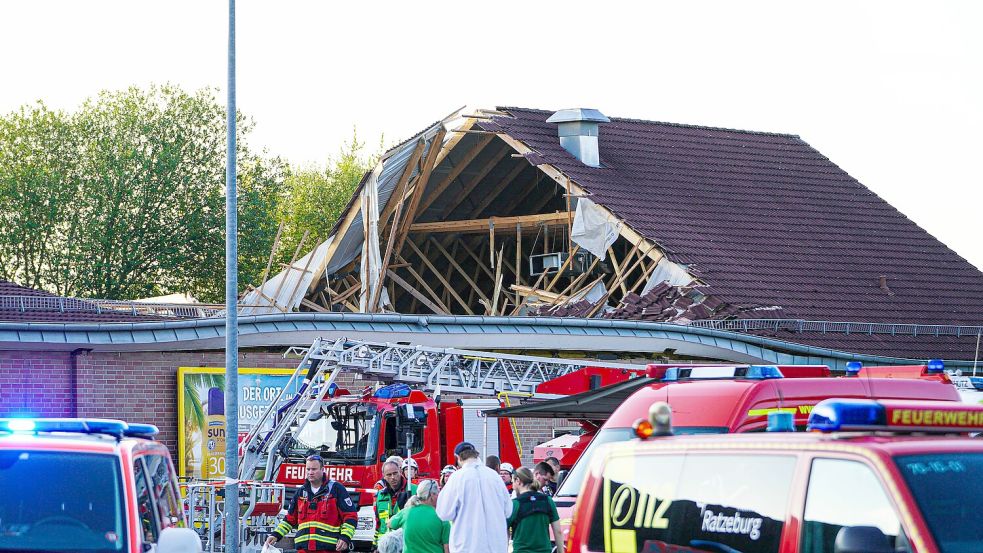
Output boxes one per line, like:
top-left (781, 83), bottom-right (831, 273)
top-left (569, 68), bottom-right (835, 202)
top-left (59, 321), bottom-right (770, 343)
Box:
top-left (224, 0), bottom-right (240, 552)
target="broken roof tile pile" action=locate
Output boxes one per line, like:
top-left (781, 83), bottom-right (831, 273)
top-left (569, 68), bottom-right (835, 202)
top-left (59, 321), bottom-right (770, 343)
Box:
top-left (484, 108), bottom-right (983, 359)
top-left (0, 280), bottom-right (168, 323)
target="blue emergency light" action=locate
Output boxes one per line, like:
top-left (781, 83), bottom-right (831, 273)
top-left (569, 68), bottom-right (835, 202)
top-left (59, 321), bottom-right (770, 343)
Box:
top-left (844, 361), bottom-right (862, 376)
top-left (806, 400), bottom-right (886, 432)
top-left (0, 418), bottom-right (159, 439)
top-left (926, 359), bottom-right (945, 374)
top-left (662, 365), bottom-right (784, 382)
top-left (374, 384), bottom-right (412, 399)
top-left (767, 411), bottom-right (795, 432)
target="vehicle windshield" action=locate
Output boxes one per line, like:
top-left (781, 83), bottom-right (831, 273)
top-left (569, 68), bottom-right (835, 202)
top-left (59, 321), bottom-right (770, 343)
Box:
top-left (292, 402), bottom-right (380, 465)
top-left (555, 425), bottom-right (727, 497)
top-left (895, 453), bottom-right (983, 553)
top-left (0, 450), bottom-right (126, 552)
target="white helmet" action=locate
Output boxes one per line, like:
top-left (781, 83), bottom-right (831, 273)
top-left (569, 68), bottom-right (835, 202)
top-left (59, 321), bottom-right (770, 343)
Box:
top-left (499, 462), bottom-right (515, 475)
top-left (402, 457), bottom-right (419, 471)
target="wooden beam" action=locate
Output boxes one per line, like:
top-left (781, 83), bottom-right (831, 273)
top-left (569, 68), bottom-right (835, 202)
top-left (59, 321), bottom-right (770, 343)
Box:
top-left (587, 240), bottom-right (660, 317)
top-left (457, 238), bottom-right (495, 282)
top-left (395, 255), bottom-right (452, 314)
top-left (405, 239), bottom-right (474, 314)
top-left (258, 221), bottom-right (285, 286)
top-left (417, 135), bottom-right (494, 215)
top-left (609, 241), bottom-right (638, 297)
top-left (300, 298), bottom-right (331, 313)
top-left (285, 233), bottom-right (320, 310)
top-left (268, 230), bottom-right (309, 312)
top-left (391, 127), bottom-right (448, 264)
top-left (490, 247), bottom-right (505, 315)
top-left (409, 212), bottom-right (568, 234)
top-left (511, 284), bottom-right (568, 303)
top-left (387, 269), bottom-right (446, 315)
top-left (378, 138), bottom-right (427, 236)
top-left (438, 147), bottom-right (511, 220)
top-left (429, 237), bottom-right (489, 305)
top-left (550, 254), bottom-right (601, 305)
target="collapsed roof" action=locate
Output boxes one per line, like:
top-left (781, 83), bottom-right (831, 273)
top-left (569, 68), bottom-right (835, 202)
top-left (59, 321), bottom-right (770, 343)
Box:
top-left (243, 107), bottom-right (983, 360)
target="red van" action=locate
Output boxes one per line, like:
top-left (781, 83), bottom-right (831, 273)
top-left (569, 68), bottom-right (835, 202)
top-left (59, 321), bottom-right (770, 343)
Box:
top-left (552, 366), bottom-right (962, 543)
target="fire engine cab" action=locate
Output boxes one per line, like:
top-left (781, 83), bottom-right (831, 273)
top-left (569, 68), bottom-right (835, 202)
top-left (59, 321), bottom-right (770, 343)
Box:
top-left (0, 418), bottom-right (200, 553)
top-left (567, 398), bottom-right (983, 553)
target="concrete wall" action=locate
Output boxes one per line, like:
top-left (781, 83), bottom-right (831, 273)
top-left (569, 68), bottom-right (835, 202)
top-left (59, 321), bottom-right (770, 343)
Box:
top-left (0, 349), bottom-right (559, 467)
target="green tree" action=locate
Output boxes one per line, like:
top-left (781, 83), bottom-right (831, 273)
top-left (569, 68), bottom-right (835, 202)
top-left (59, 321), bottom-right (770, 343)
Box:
top-left (0, 85), bottom-right (284, 301)
top-left (274, 131), bottom-right (378, 267)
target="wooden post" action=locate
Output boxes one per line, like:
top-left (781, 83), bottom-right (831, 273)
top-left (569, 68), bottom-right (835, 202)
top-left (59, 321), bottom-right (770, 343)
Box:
top-left (258, 221), bottom-right (285, 286)
top-left (515, 223), bottom-right (522, 286)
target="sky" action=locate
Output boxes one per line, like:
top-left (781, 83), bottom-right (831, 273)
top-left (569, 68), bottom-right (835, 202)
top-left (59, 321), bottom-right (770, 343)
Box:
top-left (2, 1), bottom-right (981, 268)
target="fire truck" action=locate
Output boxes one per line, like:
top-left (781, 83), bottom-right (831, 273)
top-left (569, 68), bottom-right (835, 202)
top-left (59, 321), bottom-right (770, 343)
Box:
top-left (186, 337), bottom-right (644, 551)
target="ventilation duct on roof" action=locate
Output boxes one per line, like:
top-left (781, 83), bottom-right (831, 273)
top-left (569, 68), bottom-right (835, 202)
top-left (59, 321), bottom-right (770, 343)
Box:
top-left (546, 108), bottom-right (610, 167)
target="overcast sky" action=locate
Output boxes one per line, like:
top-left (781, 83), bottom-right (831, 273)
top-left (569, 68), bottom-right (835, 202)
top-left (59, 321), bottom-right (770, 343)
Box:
top-left (3, 1), bottom-right (981, 269)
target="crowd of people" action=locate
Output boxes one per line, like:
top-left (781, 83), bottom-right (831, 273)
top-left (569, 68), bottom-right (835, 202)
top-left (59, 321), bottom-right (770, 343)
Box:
top-left (267, 445), bottom-right (565, 553)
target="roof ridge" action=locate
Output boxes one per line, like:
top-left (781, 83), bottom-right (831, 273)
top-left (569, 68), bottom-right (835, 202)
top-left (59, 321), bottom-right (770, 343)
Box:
top-left (496, 106), bottom-right (801, 139)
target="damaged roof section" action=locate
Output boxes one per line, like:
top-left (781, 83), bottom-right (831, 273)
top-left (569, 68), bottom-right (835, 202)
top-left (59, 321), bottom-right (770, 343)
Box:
top-left (248, 105), bottom-right (983, 360)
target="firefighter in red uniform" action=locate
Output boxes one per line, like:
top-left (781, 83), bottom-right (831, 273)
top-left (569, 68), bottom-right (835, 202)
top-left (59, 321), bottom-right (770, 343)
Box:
top-left (266, 455), bottom-right (357, 552)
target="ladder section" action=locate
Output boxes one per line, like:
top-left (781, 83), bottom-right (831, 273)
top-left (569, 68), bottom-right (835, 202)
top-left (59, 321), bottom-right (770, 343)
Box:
top-left (238, 337), bottom-right (344, 482)
top-left (295, 338), bottom-right (640, 396)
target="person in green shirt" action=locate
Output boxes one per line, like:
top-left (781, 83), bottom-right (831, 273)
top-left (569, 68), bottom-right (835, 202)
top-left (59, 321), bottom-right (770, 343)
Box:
top-left (508, 467), bottom-right (564, 553)
top-left (389, 479), bottom-right (450, 553)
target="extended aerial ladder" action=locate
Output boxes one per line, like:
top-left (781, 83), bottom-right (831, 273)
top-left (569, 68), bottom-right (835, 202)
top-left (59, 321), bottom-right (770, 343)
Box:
top-left (190, 337), bottom-right (640, 551)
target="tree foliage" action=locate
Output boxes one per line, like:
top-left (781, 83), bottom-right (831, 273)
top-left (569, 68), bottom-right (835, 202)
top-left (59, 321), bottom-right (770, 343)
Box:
top-left (274, 131), bottom-right (378, 268)
top-left (0, 85), bottom-right (285, 301)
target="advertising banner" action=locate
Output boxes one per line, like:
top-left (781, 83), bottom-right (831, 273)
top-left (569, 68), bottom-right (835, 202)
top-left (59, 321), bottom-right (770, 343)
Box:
top-left (177, 367), bottom-right (301, 478)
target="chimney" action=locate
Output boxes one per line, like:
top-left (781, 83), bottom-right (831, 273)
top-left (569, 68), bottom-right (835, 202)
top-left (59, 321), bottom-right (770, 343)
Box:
top-left (546, 108), bottom-right (610, 167)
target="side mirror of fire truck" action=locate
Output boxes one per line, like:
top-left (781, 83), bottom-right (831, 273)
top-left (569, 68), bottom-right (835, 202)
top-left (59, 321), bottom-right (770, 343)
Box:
top-left (157, 527), bottom-right (203, 553)
top-left (557, 469), bottom-right (569, 487)
top-left (834, 525), bottom-right (893, 553)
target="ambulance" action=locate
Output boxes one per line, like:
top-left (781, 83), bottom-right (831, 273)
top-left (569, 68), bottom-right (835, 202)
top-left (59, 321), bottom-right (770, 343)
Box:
top-left (566, 398), bottom-right (983, 553)
top-left (0, 418), bottom-right (200, 552)
top-left (547, 365), bottom-right (962, 544)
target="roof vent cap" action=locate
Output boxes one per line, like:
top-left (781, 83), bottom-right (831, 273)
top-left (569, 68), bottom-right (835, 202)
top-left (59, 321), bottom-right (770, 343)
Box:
top-left (546, 108), bottom-right (610, 167)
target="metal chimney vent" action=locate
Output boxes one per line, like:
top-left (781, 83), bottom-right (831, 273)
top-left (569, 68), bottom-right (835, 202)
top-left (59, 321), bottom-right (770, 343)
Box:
top-left (546, 108), bottom-right (610, 167)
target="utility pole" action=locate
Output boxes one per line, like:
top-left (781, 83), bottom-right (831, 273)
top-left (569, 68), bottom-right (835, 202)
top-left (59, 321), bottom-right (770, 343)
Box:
top-left (224, 0), bottom-right (240, 551)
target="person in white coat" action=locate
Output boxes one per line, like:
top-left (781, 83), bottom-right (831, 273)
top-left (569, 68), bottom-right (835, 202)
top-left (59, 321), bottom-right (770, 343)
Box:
top-left (435, 442), bottom-right (513, 553)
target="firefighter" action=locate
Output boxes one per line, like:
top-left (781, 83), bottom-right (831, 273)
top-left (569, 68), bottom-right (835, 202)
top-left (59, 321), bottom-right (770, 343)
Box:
top-left (402, 457), bottom-right (419, 482)
top-left (374, 459), bottom-right (417, 546)
top-left (266, 454), bottom-right (357, 552)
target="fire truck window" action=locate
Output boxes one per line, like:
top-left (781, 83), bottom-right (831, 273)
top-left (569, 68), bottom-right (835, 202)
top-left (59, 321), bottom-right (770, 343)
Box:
top-left (587, 453), bottom-right (794, 553)
top-left (143, 454), bottom-right (183, 529)
top-left (382, 414), bottom-right (425, 457)
top-left (133, 459), bottom-right (159, 543)
top-left (801, 458), bottom-right (910, 553)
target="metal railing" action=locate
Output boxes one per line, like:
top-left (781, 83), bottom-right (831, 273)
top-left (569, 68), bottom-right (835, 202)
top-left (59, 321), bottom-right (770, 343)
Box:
top-left (688, 318), bottom-right (983, 338)
top-left (0, 295), bottom-right (224, 319)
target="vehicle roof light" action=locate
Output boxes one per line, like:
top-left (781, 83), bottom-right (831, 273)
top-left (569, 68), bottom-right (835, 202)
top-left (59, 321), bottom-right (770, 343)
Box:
top-left (969, 377), bottom-right (983, 391)
top-left (662, 365), bottom-right (783, 382)
top-left (767, 411), bottom-right (795, 432)
top-left (926, 359), bottom-right (945, 374)
top-left (807, 399), bottom-right (983, 433)
top-left (374, 384), bottom-right (412, 399)
top-left (844, 361), bottom-right (862, 376)
top-left (0, 418), bottom-right (155, 439)
top-left (6, 419), bottom-right (35, 432)
top-left (632, 418), bottom-right (653, 439)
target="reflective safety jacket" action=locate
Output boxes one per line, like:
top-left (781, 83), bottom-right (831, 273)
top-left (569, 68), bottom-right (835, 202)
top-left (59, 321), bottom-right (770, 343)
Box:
top-left (273, 479), bottom-right (357, 551)
top-left (373, 478), bottom-right (417, 544)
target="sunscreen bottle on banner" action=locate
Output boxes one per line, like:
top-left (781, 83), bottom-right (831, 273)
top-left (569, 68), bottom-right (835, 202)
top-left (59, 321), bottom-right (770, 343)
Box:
top-left (202, 387), bottom-right (227, 478)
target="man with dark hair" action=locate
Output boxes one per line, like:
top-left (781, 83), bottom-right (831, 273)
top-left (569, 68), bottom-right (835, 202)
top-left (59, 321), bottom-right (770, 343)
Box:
top-left (533, 461), bottom-right (558, 497)
top-left (485, 454), bottom-right (501, 472)
top-left (436, 442), bottom-right (512, 553)
top-left (545, 456), bottom-right (562, 489)
top-left (266, 455), bottom-right (357, 552)
top-left (374, 459), bottom-right (416, 547)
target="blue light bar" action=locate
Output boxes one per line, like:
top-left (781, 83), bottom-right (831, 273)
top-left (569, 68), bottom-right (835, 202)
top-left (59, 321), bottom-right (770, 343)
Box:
top-left (0, 418), bottom-right (156, 440)
top-left (374, 384), bottom-right (412, 399)
top-left (807, 400), bottom-right (887, 431)
top-left (844, 361), bottom-right (862, 376)
top-left (662, 365), bottom-right (784, 382)
top-left (124, 423), bottom-right (160, 439)
top-left (926, 359), bottom-right (945, 374)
